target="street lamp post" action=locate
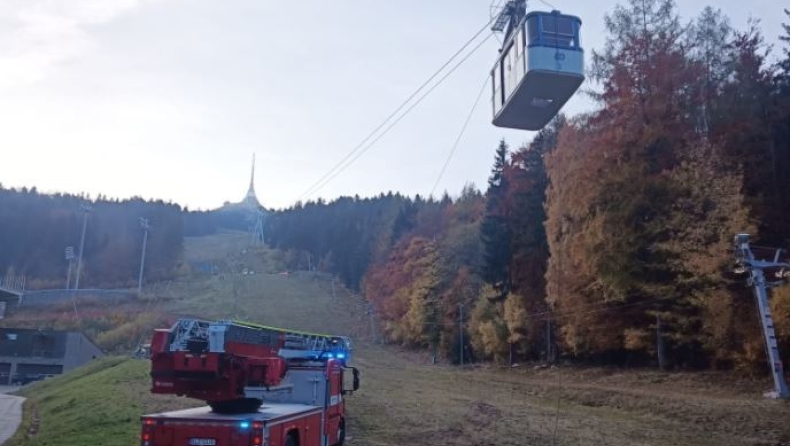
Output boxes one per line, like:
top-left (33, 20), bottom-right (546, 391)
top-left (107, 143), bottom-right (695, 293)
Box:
top-left (138, 218), bottom-right (151, 295)
top-left (459, 303), bottom-right (464, 367)
top-left (74, 204), bottom-right (92, 291)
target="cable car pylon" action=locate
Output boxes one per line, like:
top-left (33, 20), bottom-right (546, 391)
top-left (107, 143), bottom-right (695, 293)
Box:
top-left (734, 234), bottom-right (790, 399)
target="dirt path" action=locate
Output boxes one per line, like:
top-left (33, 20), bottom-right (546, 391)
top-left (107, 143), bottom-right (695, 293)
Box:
top-left (0, 387), bottom-right (24, 446)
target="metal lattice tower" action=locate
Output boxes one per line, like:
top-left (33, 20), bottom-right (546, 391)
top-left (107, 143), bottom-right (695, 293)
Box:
top-left (734, 234), bottom-right (790, 399)
top-left (251, 210), bottom-right (265, 246)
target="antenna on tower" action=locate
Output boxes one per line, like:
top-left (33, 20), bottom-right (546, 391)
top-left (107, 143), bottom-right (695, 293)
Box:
top-left (249, 154), bottom-right (255, 192)
top-left (245, 154), bottom-right (257, 203)
top-left (242, 153), bottom-right (263, 209)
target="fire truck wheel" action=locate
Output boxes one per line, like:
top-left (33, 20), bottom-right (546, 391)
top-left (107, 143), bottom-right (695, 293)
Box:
top-left (285, 433), bottom-right (297, 446)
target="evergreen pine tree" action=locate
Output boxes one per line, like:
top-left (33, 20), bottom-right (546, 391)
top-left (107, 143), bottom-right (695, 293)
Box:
top-left (480, 140), bottom-right (512, 301)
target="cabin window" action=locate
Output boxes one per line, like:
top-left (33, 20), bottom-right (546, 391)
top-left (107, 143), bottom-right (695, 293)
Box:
top-left (492, 61), bottom-right (503, 110)
top-left (540, 15), bottom-right (577, 48)
top-left (506, 42), bottom-right (518, 97)
top-left (493, 61), bottom-right (501, 94)
top-left (517, 30), bottom-right (526, 77)
top-left (527, 15), bottom-right (539, 45)
top-left (507, 42), bottom-right (517, 73)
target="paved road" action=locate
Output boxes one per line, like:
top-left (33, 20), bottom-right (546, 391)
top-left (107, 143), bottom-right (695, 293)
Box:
top-left (0, 386), bottom-right (23, 445)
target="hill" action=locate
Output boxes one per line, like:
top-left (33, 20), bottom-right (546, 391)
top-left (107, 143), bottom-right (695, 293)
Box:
top-left (6, 233), bottom-right (790, 446)
top-left (4, 233), bottom-right (374, 446)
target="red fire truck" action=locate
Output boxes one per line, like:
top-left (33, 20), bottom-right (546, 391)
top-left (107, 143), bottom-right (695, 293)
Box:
top-left (141, 319), bottom-right (360, 446)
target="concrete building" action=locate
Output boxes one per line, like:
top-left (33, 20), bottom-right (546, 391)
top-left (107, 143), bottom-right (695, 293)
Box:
top-left (0, 275), bottom-right (24, 318)
top-left (0, 328), bottom-right (103, 385)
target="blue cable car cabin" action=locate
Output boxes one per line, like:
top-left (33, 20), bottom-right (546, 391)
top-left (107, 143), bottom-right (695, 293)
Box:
top-left (491, 10), bottom-right (584, 131)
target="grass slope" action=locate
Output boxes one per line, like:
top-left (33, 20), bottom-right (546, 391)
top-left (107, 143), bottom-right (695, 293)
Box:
top-left (5, 234), bottom-right (370, 446)
top-left (7, 357), bottom-right (196, 446)
top-left (8, 234), bottom-right (790, 446)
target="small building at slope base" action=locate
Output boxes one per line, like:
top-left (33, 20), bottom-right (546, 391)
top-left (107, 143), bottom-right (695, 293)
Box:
top-left (0, 327), bottom-right (103, 385)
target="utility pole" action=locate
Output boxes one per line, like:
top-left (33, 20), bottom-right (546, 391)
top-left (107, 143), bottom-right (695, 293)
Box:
top-left (734, 233), bottom-right (790, 399)
top-left (74, 204), bottom-right (92, 291)
top-left (138, 218), bottom-right (151, 295)
top-left (546, 313), bottom-right (552, 364)
top-left (656, 312), bottom-right (666, 370)
top-left (367, 304), bottom-right (378, 344)
top-left (459, 303), bottom-right (464, 367)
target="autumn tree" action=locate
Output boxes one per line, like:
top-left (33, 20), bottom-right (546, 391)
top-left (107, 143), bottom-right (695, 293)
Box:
top-left (469, 285), bottom-right (510, 362)
top-left (545, 0), bottom-right (754, 367)
top-left (689, 6), bottom-right (731, 136)
top-left (769, 10), bottom-right (790, 364)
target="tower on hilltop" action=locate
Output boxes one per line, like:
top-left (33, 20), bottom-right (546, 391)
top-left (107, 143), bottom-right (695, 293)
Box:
top-left (242, 154), bottom-right (261, 209)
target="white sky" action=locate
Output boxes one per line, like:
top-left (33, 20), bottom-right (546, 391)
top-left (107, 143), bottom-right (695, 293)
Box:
top-left (0, 0), bottom-right (786, 210)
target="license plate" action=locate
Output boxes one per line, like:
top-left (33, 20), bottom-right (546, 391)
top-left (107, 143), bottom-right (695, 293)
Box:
top-left (188, 439), bottom-right (217, 446)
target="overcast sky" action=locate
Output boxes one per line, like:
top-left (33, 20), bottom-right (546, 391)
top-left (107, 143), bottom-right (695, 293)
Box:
top-left (0, 0), bottom-right (786, 210)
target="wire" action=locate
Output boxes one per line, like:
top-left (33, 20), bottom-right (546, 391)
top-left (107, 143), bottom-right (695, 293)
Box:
top-left (296, 16), bottom-right (499, 203)
top-left (300, 31), bottom-right (495, 201)
top-left (536, 0), bottom-right (558, 9)
top-left (302, 32), bottom-right (495, 200)
top-left (490, 0), bottom-right (506, 19)
top-left (533, 298), bottom-right (668, 323)
top-left (419, 297), bottom-right (670, 330)
top-left (430, 74), bottom-right (491, 198)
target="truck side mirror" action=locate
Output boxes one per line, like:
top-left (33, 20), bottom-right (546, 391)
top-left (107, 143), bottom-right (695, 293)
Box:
top-left (343, 367), bottom-right (360, 394)
top-left (352, 367), bottom-right (360, 391)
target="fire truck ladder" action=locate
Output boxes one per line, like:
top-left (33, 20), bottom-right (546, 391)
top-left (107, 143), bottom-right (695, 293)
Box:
top-left (169, 318), bottom-right (211, 352)
top-left (734, 234), bottom-right (790, 399)
top-left (167, 318), bottom-right (351, 363)
top-left (232, 320), bottom-right (352, 362)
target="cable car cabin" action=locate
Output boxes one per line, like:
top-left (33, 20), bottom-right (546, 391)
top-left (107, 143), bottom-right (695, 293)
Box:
top-left (491, 10), bottom-right (584, 131)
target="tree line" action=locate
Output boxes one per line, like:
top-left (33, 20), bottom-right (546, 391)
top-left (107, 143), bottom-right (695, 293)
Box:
top-left (268, 1), bottom-right (790, 371)
top-left (0, 186), bottom-right (183, 289)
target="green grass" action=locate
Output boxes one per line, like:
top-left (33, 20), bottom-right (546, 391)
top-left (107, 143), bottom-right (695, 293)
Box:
top-left (183, 232), bottom-right (251, 263)
top-left (9, 234), bottom-right (790, 446)
top-left (163, 273), bottom-right (365, 335)
top-left (183, 232), bottom-right (286, 274)
top-left (7, 357), bottom-right (196, 446)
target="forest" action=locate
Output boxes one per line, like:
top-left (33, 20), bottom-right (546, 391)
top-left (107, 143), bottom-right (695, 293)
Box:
top-left (0, 186), bottom-right (183, 289)
top-left (266, 1), bottom-right (790, 370)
